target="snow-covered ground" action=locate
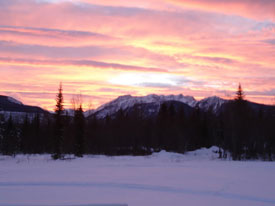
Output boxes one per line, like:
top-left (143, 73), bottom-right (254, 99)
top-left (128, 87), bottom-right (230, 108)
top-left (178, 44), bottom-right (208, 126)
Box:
top-left (1, 147), bottom-right (275, 206)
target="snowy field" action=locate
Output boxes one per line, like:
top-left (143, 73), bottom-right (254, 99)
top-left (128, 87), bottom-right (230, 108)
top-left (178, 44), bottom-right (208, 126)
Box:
top-left (1, 147), bottom-right (275, 206)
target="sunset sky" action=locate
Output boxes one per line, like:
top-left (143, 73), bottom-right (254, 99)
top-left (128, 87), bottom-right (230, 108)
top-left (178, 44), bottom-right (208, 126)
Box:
top-left (0, 0), bottom-right (274, 110)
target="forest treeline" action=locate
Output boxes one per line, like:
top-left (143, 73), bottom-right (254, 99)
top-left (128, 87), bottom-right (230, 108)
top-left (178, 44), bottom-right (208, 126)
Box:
top-left (0, 84), bottom-right (275, 160)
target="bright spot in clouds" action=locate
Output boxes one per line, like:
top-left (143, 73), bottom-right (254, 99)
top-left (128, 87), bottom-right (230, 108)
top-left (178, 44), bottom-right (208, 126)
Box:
top-left (109, 73), bottom-right (181, 87)
top-left (0, 0), bottom-right (274, 110)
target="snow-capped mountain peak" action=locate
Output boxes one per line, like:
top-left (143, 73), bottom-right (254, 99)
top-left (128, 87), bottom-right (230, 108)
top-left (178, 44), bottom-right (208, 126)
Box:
top-left (92, 94), bottom-right (197, 119)
top-left (196, 96), bottom-right (228, 112)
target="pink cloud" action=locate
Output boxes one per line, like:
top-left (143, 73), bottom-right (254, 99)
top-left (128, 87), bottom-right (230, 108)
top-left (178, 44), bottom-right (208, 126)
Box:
top-left (0, 57), bottom-right (168, 73)
top-left (165, 0), bottom-right (275, 21)
top-left (0, 26), bottom-right (119, 47)
top-left (0, 0), bottom-right (274, 108)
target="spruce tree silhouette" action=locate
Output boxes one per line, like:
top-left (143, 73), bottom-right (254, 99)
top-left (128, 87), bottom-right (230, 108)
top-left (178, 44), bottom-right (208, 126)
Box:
top-left (232, 83), bottom-right (249, 160)
top-left (74, 105), bottom-right (85, 157)
top-left (235, 83), bottom-right (245, 101)
top-left (1, 115), bottom-right (18, 155)
top-left (52, 83), bottom-right (64, 160)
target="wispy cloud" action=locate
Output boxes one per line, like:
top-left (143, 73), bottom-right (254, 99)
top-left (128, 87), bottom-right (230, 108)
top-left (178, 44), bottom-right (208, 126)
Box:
top-left (165, 0), bottom-right (275, 21)
top-left (0, 0), bottom-right (274, 109)
top-left (0, 25), bottom-right (118, 46)
top-left (0, 57), bottom-right (168, 72)
top-left (263, 39), bottom-right (275, 45)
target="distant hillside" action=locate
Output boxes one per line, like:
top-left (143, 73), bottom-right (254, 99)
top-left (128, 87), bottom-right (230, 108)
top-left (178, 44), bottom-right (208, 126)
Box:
top-left (0, 95), bottom-right (49, 122)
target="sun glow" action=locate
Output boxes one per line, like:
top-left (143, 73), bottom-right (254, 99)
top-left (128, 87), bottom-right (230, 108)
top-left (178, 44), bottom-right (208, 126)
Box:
top-left (0, 0), bottom-right (274, 109)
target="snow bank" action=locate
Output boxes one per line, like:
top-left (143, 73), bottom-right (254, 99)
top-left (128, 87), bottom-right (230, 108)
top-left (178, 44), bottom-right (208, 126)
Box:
top-left (153, 146), bottom-right (220, 161)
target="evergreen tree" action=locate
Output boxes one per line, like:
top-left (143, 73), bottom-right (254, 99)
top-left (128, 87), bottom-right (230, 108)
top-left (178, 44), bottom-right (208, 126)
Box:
top-left (176, 107), bottom-right (187, 153)
top-left (230, 83), bottom-right (250, 159)
top-left (235, 83), bottom-right (245, 101)
top-left (1, 115), bottom-right (18, 155)
top-left (31, 113), bottom-right (41, 153)
top-left (156, 103), bottom-right (168, 150)
top-left (52, 83), bottom-right (64, 159)
top-left (20, 114), bottom-right (30, 153)
top-left (114, 109), bottom-right (127, 153)
top-left (86, 115), bottom-right (98, 153)
top-left (74, 105), bottom-right (85, 157)
top-left (0, 115), bottom-right (4, 153)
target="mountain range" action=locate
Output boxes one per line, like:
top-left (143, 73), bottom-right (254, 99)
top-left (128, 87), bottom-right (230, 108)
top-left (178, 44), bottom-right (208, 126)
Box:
top-left (89, 94), bottom-right (227, 119)
top-left (1, 94), bottom-right (274, 121)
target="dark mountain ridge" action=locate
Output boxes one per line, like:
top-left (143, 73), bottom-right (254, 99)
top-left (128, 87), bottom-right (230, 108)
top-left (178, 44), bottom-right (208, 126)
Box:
top-left (0, 95), bottom-right (47, 114)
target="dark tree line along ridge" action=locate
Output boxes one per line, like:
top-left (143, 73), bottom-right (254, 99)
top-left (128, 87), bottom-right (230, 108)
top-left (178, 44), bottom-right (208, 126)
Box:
top-left (0, 84), bottom-right (275, 160)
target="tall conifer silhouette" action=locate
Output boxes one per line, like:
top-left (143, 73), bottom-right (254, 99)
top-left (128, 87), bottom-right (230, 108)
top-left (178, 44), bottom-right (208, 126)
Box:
top-left (235, 83), bottom-right (245, 101)
top-left (52, 83), bottom-right (64, 159)
top-left (74, 105), bottom-right (85, 157)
